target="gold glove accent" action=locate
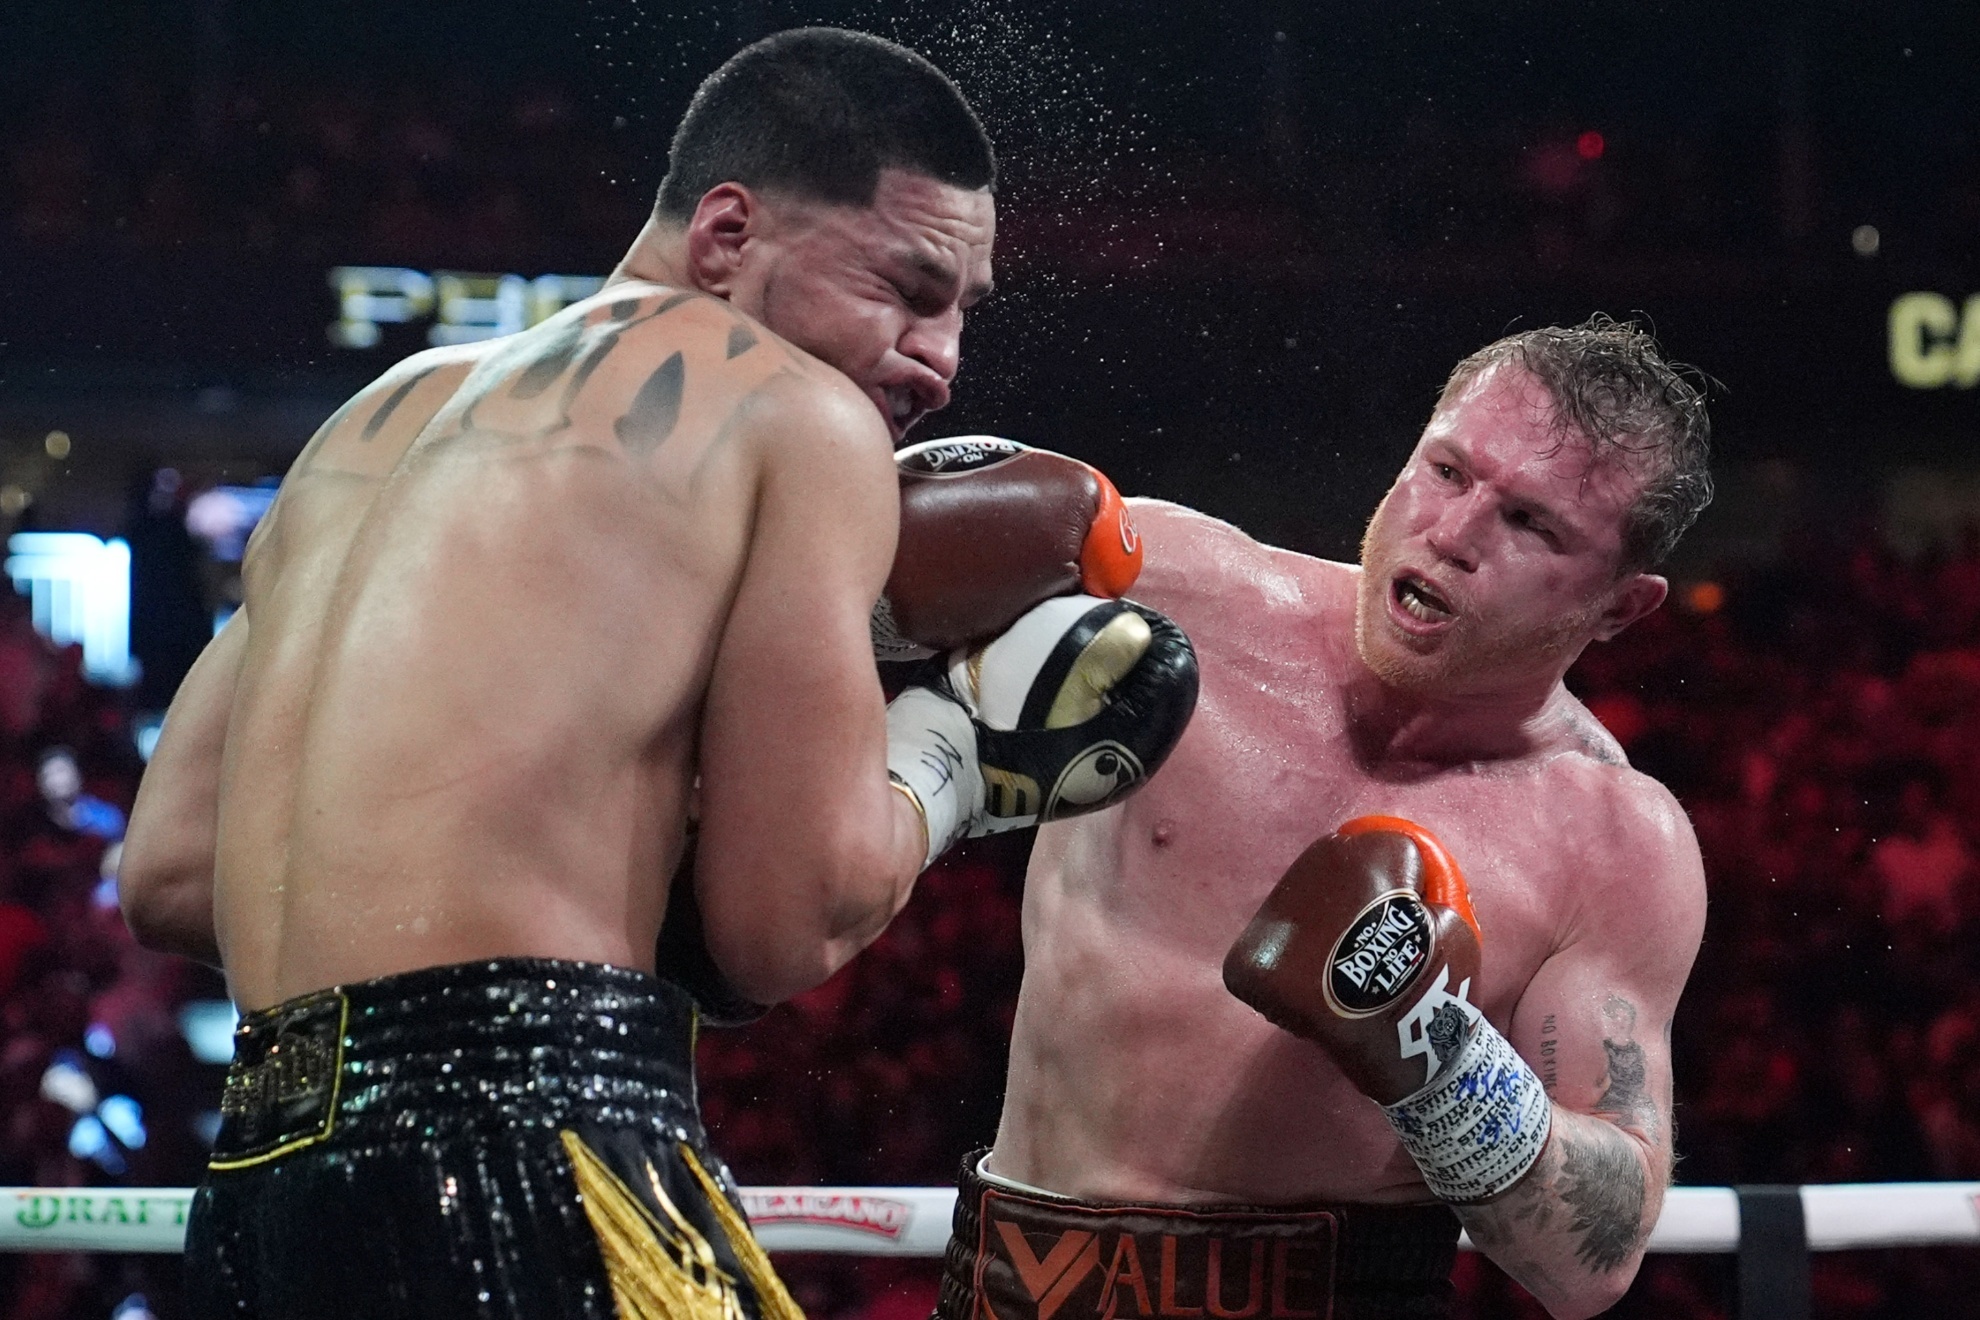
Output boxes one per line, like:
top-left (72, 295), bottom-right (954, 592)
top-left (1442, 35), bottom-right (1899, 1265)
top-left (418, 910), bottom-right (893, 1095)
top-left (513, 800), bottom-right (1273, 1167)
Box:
top-left (1046, 609), bottom-right (1151, 727)
top-left (960, 607), bottom-right (1151, 728)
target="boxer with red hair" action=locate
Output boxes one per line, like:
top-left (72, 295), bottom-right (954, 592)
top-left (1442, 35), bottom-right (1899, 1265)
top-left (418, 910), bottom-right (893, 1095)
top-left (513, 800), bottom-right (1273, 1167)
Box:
top-left (954, 318), bottom-right (1714, 1320)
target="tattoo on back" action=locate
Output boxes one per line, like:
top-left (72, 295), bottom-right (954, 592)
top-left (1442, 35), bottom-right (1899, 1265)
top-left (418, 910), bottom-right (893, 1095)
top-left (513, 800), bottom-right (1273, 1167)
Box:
top-left (360, 365), bottom-right (443, 443)
top-left (1557, 1132), bottom-right (1647, 1272)
top-left (507, 320), bottom-right (588, 400)
top-left (615, 351), bottom-right (686, 455)
top-left (450, 291), bottom-right (695, 444)
top-left (422, 288), bottom-right (794, 463)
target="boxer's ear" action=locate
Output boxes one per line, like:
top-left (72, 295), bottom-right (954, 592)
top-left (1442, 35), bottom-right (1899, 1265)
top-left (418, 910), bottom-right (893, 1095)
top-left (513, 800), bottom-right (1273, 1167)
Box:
top-left (1594, 572), bottom-right (1668, 641)
top-left (684, 183), bottom-right (761, 296)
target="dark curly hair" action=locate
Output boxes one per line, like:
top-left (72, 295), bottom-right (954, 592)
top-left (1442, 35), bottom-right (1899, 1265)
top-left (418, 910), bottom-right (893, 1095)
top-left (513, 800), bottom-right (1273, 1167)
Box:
top-left (1438, 315), bottom-right (1714, 571)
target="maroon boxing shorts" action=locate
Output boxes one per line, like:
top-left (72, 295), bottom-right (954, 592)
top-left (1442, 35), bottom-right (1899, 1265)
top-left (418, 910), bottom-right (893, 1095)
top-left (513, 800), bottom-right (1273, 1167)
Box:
top-left (937, 1152), bottom-right (1461, 1320)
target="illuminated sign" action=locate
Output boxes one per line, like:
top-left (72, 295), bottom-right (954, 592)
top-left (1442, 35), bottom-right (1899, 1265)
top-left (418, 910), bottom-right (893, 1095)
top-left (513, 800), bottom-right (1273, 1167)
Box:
top-left (5, 533), bottom-right (138, 687)
top-left (1889, 292), bottom-right (1980, 389)
top-left (328, 266), bottom-right (607, 349)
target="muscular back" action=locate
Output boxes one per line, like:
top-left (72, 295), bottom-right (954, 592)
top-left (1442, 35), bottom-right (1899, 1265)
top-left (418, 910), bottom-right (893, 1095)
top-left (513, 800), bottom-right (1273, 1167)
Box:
top-left (212, 286), bottom-right (864, 1009)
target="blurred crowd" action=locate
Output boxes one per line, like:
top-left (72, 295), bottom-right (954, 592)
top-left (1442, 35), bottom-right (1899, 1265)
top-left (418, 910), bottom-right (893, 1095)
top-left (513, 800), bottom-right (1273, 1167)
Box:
top-left (13, 63), bottom-right (1959, 275)
top-left (12, 526), bottom-right (1980, 1317)
top-left (0, 590), bottom-right (219, 1320)
top-left (5, 76), bottom-right (634, 266)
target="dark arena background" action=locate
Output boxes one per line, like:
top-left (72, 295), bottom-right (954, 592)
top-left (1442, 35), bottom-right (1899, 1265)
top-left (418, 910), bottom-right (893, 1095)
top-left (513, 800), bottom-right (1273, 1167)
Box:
top-left (3, 1), bottom-right (1980, 1317)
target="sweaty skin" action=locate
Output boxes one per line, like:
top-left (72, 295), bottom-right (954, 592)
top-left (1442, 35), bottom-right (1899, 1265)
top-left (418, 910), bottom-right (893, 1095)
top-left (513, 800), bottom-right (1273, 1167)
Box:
top-left (122, 166), bottom-right (993, 1013)
top-left (120, 286), bottom-right (920, 1011)
top-left (992, 368), bottom-right (1706, 1320)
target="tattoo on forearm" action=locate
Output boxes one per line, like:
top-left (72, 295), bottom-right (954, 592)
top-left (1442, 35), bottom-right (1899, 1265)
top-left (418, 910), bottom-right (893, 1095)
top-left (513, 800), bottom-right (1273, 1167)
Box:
top-left (1557, 1131), bottom-right (1648, 1272)
top-left (1540, 1014), bottom-right (1559, 1093)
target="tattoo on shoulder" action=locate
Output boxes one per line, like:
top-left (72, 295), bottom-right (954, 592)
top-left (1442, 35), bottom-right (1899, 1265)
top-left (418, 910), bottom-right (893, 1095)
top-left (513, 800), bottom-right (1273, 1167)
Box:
top-left (508, 320), bottom-right (588, 401)
top-left (360, 364), bottom-right (442, 443)
top-left (452, 291), bottom-right (699, 444)
top-left (1558, 1132), bottom-right (1647, 1272)
top-left (615, 351), bottom-right (685, 455)
top-left (1573, 716), bottom-right (1628, 765)
top-left (725, 322), bottom-right (758, 360)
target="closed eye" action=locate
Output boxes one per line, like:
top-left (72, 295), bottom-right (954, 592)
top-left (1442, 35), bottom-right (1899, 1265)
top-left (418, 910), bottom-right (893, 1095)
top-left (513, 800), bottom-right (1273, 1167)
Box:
top-left (886, 279), bottom-right (949, 319)
top-left (1507, 508), bottom-right (1559, 544)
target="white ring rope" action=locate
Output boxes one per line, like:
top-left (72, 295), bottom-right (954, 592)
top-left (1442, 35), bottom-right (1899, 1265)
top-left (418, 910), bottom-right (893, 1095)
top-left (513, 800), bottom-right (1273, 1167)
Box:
top-left (1, 1183), bottom-right (1977, 1256)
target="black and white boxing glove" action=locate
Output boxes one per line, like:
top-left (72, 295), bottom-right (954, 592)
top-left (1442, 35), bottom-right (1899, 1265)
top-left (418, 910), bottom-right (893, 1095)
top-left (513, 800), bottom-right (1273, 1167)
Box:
top-left (886, 594), bottom-right (1198, 868)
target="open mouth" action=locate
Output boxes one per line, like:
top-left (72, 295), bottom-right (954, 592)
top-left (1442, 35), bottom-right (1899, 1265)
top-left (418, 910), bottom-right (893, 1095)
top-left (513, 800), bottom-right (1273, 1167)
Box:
top-left (878, 387), bottom-right (921, 440)
top-left (1391, 573), bottom-right (1456, 628)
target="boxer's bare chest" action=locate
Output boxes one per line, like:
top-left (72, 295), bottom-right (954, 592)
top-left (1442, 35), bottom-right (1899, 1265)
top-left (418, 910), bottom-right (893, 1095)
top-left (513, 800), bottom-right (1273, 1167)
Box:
top-left (1003, 578), bottom-right (1590, 1199)
top-left (1066, 600), bottom-right (1572, 1021)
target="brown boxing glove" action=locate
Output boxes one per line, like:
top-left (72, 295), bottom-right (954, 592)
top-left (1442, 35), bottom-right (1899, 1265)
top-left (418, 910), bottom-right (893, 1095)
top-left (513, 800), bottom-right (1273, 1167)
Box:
top-left (1224, 817), bottom-right (1550, 1203)
top-left (1224, 816), bottom-right (1482, 1103)
top-left (875, 436), bottom-right (1142, 660)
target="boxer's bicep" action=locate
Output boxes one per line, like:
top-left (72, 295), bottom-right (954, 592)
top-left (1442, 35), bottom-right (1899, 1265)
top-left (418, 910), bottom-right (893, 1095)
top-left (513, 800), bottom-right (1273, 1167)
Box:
top-left (694, 388), bottom-right (912, 1000)
top-left (1508, 793), bottom-right (1705, 1150)
top-left (1455, 796), bottom-right (1703, 1308)
top-left (1509, 943), bottom-right (1675, 1153)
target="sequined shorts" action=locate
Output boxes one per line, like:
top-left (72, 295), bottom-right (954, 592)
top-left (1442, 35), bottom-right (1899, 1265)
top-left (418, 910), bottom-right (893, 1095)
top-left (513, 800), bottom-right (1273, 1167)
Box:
top-left (185, 957), bottom-right (802, 1320)
top-left (938, 1152), bottom-right (1462, 1320)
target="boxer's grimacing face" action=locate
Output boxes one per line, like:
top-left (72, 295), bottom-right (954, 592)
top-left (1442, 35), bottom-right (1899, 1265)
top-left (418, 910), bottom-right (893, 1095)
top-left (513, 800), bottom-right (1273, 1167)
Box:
top-left (1355, 363), bottom-right (1668, 698)
top-left (700, 169), bottom-right (995, 444)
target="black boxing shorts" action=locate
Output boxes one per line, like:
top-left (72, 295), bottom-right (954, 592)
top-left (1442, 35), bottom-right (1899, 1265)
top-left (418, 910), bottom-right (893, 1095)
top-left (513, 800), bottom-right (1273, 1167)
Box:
top-left (938, 1152), bottom-right (1461, 1320)
top-left (185, 958), bottom-right (801, 1320)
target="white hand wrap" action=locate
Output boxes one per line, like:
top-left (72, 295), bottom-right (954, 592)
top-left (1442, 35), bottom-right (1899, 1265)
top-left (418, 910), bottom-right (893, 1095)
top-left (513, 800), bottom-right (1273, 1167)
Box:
top-left (884, 686), bottom-right (983, 870)
top-left (1381, 1017), bottom-right (1551, 1203)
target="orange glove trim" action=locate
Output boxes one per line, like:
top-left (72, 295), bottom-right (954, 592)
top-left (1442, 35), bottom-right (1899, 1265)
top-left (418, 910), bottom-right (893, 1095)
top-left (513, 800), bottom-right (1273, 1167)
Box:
top-left (1337, 815), bottom-right (1483, 945)
top-left (1078, 469), bottom-right (1143, 598)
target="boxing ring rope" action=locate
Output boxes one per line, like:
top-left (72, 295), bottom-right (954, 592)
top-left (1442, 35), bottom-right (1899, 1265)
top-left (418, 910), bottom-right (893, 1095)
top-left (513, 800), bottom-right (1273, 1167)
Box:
top-left (2, 1182), bottom-right (1976, 1256)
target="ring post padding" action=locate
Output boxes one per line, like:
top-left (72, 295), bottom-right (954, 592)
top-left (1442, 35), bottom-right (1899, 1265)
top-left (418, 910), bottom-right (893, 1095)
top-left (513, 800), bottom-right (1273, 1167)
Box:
top-left (5, 1182), bottom-right (1980, 1257)
top-left (1736, 1185), bottom-right (1810, 1320)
